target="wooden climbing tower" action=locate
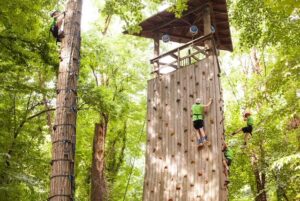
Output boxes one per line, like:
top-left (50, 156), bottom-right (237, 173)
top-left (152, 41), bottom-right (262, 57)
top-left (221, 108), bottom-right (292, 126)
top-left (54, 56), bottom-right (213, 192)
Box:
top-left (127, 0), bottom-right (232, 200)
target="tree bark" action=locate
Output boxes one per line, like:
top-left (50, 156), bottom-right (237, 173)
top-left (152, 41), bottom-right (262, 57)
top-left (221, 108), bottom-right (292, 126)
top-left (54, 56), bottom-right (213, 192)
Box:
top-left (49, 0), bottom-right (82, 201)
top-left (91, 119), bottom-right (108, 201)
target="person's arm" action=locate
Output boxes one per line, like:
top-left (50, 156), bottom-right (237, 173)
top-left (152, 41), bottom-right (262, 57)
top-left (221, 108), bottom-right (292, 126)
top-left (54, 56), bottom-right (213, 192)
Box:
top-left (204, 98), bottom-right (213, 108)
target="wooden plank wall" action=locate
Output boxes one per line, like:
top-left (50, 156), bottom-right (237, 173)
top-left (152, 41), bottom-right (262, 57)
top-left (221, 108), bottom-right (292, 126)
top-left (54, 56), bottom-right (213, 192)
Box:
top-left (143, 55), bottom-right (228, 201)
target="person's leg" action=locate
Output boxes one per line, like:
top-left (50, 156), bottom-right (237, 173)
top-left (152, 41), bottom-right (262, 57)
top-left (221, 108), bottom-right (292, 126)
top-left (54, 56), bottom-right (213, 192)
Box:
top-left (200, 127), bottom-right (206, 138)
top-left (193, 120), bottom-right (203, 145)
top-left (197, 129), bottom-right (202, 140)
top-left (232, 128), bottom-right (242, 136)
top-left (244, 133), bottom-right (251, 145)
top-left (223, 159), bottom-right (228, 177)
top-left (200, 127), bottom-right (211, 146)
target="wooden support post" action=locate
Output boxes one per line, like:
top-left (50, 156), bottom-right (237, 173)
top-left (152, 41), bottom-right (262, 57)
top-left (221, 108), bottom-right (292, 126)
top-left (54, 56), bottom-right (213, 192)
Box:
top-left (188, 49), bottom-right (192, 65)
top-left (203, 5), bottom-right (213, 56)
top-left (177, 49), bottom-right (180, 68)
top-left (154, 36), bottom-right (160, 74)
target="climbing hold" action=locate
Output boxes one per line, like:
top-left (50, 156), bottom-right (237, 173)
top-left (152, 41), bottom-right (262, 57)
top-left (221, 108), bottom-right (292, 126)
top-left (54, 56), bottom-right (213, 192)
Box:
top-left (177, 142), bottom-right (182, 147)
top-left (176, 99), bottom-right (180, 102)
top-left (153, 106), bottom-right (157, 111)
top-left (198, 172), bottom-right (203, 176)
top-left (177, 81), bottom-right (180, 85)
top-left (189, 94), bottom-right (194, 98)
top-left (210, 119), bottom-right (214, 124)
top-left (170, 132), bottom-right (175, 136)
top-left (176, 186), bottom-right (181, 190)
top-left (196, 82), bottom-right (199, 86)
top-left (202, 71), bottom-right (205, 75)
top-left (184, 128), bottom-right (188, 132)
top-left (158, 136), bottom-right (162, 140)
top-left (191, 161), bottom-right (195, 164)
top-left (183, 107), bottom-right (187, 111)
top-left (165, 123), bottom-right (168, 127)
top-left (152, 148), bottom-right (156, 153)
top-left (190, 184), bottom-right (194, 187)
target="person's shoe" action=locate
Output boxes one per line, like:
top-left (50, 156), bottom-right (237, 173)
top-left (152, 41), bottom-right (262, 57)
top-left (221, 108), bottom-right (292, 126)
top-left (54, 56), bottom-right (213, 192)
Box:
top-left (197, 138), bottom-right (203, 146)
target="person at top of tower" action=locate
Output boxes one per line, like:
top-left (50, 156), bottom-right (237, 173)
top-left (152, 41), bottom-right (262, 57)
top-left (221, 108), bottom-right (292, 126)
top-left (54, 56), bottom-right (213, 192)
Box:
top-left (50, 10), bottom-right (65, 43)
top-left (231, 111), bottom-right (254, 148)
top-left (191, 98), bottom-right (213, 146)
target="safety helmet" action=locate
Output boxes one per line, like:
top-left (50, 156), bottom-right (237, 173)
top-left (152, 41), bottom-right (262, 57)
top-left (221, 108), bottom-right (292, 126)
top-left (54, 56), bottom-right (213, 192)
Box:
top-left (195, 98), bottom-right (201, 104)
top-left (244, 111), bottom-right (251, 117)
top-left (51, 11), bottom-right (60, 17)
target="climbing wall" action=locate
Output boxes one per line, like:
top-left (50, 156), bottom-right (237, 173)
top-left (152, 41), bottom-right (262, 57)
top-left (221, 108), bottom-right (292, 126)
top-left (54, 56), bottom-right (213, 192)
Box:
top-left (143, 55), bottom-right (228, 201)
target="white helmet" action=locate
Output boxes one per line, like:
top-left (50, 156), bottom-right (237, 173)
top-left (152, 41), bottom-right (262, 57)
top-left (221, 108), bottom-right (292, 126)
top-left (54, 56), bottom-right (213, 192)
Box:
top-left (196, 98), bottom-right (201, 104)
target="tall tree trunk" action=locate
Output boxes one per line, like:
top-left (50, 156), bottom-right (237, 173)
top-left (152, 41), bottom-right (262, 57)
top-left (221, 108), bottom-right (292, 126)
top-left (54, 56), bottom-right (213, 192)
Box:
top-left (49, 0), bottom-right (82, 200)
top-left (251, 155), bottom-right (268, 201)
top-left (91, 117), bottom-right (108, 201)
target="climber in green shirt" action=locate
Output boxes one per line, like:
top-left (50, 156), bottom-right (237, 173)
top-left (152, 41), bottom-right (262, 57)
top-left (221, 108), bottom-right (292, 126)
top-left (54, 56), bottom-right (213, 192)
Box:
top-left (231, 111), bottom-right (254, 147)
top-left (50, 11), bottom-right (65, 43)
top-left (222, 143), bottom-right (233, 184)
top-left (191, 98), bottom-right (213, 146)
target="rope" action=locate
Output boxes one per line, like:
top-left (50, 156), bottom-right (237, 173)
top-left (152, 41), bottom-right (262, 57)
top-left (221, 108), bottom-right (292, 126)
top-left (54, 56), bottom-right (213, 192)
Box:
top-left (211, 38), bottom-right (242, 107)
top-left (50, 174), bottom-right (74, 180)
top-left (52, 139), bottom-right (72, 144)
top-left (122, 120), bottom-right (146, 201)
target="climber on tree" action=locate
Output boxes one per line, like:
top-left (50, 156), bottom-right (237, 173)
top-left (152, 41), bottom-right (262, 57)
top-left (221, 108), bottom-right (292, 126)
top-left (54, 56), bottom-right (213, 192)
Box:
top-left (222, 143), bottom-right (233, 184)
top-left (192, 98), bottom-right (213, 146)
top-left (50, 10), bottom-right (65, 43)
top-left (231, 111), bottom-right (254, 147)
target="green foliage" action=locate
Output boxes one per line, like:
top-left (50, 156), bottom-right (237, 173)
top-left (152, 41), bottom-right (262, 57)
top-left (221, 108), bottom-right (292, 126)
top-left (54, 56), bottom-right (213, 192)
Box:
top-left (224, 1), bottom-right (300, 200)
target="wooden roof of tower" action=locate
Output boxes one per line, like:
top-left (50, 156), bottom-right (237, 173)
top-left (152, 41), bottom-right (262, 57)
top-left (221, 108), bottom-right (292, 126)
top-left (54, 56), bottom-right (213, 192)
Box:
top-left (126, 0), bottom-right (233, 51)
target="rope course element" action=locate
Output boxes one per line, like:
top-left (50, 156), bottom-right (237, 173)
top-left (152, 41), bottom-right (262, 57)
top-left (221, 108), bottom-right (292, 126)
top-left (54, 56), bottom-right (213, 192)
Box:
top-left (47, 194), bottom-right (73, 201)
top-left (53, 124), bottom-right (76, 131)
top-left (50, 174), bottom-right (74, 180)
top-left (56, 88), bottom-right (78, 94)
top-left (50, 158), bottom-right (74, 164)
top-left (52, 139), bottom-right (72, 144)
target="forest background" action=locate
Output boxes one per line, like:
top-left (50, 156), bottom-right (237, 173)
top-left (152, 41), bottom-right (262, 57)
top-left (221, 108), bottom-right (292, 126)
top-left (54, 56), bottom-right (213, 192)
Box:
top-left (0, 0), bottom-right (299, 200)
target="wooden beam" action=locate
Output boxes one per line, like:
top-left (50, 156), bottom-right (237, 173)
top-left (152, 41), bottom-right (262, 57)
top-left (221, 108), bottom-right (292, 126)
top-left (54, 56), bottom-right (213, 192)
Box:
top-left (154, 35), bottom-right (160, 72)
top-left (150, 4), bottom-right (209, 32)
top-left (158, 62), bottom-right (178, 68)
top-left (192, 55), bottom-right (200, 61)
